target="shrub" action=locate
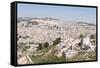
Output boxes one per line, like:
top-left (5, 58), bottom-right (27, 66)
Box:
top-left (38, 43), bottom-right (43, 50)
top-left (53, 37), bottom-right (61, 45)
top-left (37, 42), bottom-right (49, 50)
top-left (79, 34), bottom-right (84, 38)
top-left (90, 34), bottom-right (96, 39)
top-left (43, 42), bottom-right (49, 48)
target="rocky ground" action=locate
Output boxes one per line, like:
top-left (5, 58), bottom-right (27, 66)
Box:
top-left (17, 17), bottom-right (96, 64)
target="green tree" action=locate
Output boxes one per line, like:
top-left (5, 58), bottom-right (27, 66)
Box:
top-left (53, 37), bottom-right (61, 45)
top-left (43, 42), bottom-right (49, 48)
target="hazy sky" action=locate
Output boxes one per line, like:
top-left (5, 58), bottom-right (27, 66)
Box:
top-left (17, 3), bottom-right (96, 24)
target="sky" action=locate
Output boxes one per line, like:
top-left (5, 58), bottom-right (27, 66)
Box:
top-left (17, 3), bottom-right (96, 24)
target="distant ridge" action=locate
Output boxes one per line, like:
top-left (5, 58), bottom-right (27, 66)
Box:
top-left (18, 17), bottom-right (60, 23)
top-left (17, 17), bottom-right (96, 26)
top-left (77, 22), bottom-right (96, 26)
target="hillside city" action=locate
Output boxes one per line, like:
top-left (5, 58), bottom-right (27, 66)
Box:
top-left (17, 17), bottom-right (96, 64)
